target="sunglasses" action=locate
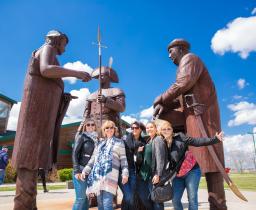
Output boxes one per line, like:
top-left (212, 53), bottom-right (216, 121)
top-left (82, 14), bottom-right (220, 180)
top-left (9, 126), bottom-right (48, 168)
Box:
top-left (162, 128), bottom-right (172, 131)
top-left (131, 126), bottom-right (139, 130)
top-left (105, 126), bottom-right (114, 130)
top-left (86, 123), bottom-right (95, 127)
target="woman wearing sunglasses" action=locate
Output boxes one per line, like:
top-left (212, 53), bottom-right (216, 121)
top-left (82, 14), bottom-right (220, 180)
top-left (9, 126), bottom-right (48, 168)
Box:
top-left (72, 119), bottom-right (98, 210)
top-left (82, 120), bottom-right (129, 210)
top-left (158, 120), bottom-right (224, 210)
top-left (119, 121), bottom-right (146, 210)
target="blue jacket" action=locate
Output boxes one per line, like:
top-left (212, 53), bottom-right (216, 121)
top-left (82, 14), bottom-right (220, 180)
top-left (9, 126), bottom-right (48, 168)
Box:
top-left (0, 150), bottom-right (8, 170)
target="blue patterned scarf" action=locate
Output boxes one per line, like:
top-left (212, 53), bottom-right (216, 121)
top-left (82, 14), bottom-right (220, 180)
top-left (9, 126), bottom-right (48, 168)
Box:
top-left (87, 137), bottom-right (115, 190)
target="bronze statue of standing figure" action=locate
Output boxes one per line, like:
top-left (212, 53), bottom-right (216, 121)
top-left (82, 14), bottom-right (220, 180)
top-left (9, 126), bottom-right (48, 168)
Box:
top-left (153, 39), bottom-right (227, 210)
top-left (79, 66), bottom-right (126, 137)
top-left (12, 30), bottom-right (91, 210)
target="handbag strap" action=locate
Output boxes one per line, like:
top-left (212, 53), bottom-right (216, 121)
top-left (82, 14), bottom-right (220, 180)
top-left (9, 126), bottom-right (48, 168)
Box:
top-left (157, 150), bottom-right (186, 186)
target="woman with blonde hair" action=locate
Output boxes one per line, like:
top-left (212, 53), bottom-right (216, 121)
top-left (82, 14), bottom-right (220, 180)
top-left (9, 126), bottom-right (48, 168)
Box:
top-left (158, 120), bottom-right (224, 210)
top-left (82, 120), bottom-right (129, 210)
top-left (136, 121), bottom-right (168, 210)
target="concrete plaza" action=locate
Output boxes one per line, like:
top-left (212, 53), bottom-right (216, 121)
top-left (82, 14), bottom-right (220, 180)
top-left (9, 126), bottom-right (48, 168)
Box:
top-left (0, 185), bottom-right (255, 210)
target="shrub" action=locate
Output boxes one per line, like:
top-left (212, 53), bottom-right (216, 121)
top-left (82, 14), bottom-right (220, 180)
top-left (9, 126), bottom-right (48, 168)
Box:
top-left (58, 168), bottom-right (73, 182)
top-left (4, 161), bottom-right (16, 183)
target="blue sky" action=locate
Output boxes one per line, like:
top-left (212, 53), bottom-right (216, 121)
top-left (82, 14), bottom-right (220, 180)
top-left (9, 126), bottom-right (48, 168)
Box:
top-left (1, 1), bottom-right (256, 164)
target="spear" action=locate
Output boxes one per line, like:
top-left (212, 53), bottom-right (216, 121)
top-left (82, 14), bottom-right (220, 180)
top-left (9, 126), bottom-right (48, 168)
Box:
top-left (93, 26), bottom-right (107, 129)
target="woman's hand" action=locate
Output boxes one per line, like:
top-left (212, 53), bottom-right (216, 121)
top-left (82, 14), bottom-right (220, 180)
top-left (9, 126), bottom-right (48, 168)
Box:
top-left (152, 175), bottom-right (160, 184)
top-left (215, 131), bottom-right (224, 142)
top-left (81, 171), bottom-right (88, 181)
top-left (75, 173), bottom-right (81, 180)
top-left (137, 146), bottom-right (144, 152)
top-left (122, 176), bottom-right (129, 185)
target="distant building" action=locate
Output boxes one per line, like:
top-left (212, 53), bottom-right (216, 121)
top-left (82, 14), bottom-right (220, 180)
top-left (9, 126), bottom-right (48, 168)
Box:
top-left (0, 93), bottom-right (17, 134)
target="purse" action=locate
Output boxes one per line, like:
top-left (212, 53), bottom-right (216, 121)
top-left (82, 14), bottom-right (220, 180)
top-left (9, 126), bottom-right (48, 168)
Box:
top-left (151, 181), bottom-right (173, 203)
top-left (88, 193), bottom-right (98, 207)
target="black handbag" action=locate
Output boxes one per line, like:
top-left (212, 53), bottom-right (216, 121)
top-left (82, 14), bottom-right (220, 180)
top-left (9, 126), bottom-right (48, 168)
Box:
top-left (150, 137), bottom-right (183, 203)
top-left (151, 181), bottom-right (173, 203)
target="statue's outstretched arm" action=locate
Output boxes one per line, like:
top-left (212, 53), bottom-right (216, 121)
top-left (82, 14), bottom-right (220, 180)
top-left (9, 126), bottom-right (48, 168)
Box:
top-left (39, 45), bottom-right (90, 81)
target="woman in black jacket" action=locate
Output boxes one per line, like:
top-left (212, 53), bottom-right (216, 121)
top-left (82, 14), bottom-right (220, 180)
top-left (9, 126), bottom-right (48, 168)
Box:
top-left (158, 120), bottom-right (223, 210)
top-left (72, 120), bottom-right (98, 210)
top-left (119, 121), bottom-right (146, 210)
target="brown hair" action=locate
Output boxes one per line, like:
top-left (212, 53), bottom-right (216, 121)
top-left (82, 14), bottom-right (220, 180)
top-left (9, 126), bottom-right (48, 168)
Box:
top-left (82, 119), bottom-right (97, 132)
top-left (131, 121), bottom-right (146, 131)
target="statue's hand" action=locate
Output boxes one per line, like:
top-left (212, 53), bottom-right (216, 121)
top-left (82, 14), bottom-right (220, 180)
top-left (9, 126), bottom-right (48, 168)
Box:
top-left (153, 104), bottom-right (164, 119)
top-left (153, 95), bottom-right (162, 108)
top-left (76, 71), bottom-right (91, 82)
top-left (97, 94), bottom-right (107, 103)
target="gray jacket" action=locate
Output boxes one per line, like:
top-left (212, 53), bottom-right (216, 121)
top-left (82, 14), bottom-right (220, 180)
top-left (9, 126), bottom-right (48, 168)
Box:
top-left (152, 135), bottom-right (168, 177)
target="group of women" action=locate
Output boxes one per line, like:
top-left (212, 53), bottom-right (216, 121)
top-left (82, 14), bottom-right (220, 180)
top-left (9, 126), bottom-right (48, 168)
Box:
top-left (72, 119), bottom-right (223, 210)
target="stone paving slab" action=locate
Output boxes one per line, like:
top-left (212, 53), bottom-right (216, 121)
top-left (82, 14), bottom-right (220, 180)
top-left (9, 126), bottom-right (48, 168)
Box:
top-left (0, 188), bottom-right (255, 210)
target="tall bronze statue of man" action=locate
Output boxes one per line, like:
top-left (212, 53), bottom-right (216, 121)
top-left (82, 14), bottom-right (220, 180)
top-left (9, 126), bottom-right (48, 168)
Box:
top-left (153, 39), bottom-right (227, 210)
top-left (79, 66), bottom-right (125, 137)
top-left (12, 30), bottom-right (91, 210)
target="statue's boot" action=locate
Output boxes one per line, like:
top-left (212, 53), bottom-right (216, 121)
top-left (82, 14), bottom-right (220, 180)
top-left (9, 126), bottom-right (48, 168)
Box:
top-left (205, 172), bottom-right (227, 210)
top-left (13, 168), bottom-right (38, 210)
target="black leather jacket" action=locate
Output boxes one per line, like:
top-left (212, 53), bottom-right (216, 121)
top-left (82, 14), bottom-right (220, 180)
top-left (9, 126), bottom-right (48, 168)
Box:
top-left (123, 133), bottom-right (146, 171)
top-left (168, 132), bottom-right (219, 173)
top-left (72, 132), bottom-right (96, 175)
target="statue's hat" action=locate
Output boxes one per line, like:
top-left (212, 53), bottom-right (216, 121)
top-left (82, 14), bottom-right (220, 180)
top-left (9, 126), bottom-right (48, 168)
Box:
top-left (91, 66), bottom-right (119, 83)
top-left (45, 30), bottom-right (69, 43)
top-left (167, 39), bottom-right (190, 51)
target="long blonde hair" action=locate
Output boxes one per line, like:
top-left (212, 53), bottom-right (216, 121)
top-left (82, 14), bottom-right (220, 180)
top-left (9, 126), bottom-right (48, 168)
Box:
top-left (146, 121), bottom-right (160, 137)
top-left (158, 120), bottom-right (173, 147)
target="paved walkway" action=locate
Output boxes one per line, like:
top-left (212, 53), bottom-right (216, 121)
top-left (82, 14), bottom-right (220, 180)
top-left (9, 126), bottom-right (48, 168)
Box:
top-left (0, 186), bottom-right (255, 209)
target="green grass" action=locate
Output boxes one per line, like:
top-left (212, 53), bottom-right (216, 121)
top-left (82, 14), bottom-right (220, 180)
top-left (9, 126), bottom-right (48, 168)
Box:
top-left (0, 184), bottom-right (66, 192)
top-left (199, 172), bottom-right (256, 191)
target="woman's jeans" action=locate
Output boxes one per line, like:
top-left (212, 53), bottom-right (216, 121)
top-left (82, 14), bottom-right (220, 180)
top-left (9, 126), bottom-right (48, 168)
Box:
top-left (97, 190), bottom-right (114, 210)
top-left (72, 173), bottom-right (88, 210)
top-left (137, 177), bottom-right (164, 210)
top-left (0, 170), bottom-right (5, 185)
top-left (172, 166), bottom-right (201, 210)
top-left (118, 168), bottom-right (136, 210)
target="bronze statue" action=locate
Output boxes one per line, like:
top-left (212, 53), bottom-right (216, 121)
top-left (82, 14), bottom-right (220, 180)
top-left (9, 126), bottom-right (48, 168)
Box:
top-left (153, 39), bottom-right (227, 210)
top-left (79, 66), bottom-right (125, 137)
top-left (12, 30), bottom-right (91, 210)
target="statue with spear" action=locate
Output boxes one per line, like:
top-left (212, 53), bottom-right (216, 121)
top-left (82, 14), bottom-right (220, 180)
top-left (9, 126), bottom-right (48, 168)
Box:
top-left (80, 26), bottom-right (126, 137)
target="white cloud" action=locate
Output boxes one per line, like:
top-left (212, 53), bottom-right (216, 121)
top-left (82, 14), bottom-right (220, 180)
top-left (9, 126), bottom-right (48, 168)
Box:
top-left (224, 133), bottom-right (254, 153)
top-left (121, 115), bottom-right (137, 124)
top-left (121, 106), bottom-right (154, 128)
top-left (251, 8), bottom-right (256, 15)
top-left (140, 106), bottom-right (153, 119)
top-left (7, 102), bottom-right (21, 131)
top-left (224, 132), bottom-right (256, 169)
top-left (63, 88), bottom-right (91, 124)
top-left (228, 101), bottom-right (256, 126)
top-left (233, 95), bottom-right (242, 100)
top-left (139, 118), bottom-right (149, 125)
top-left (237, 78), bottom-right (246, 89)
top-left (63, 61), bottom-right (93, 84)
top-left (211, 16), bottom-right (256, 59)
